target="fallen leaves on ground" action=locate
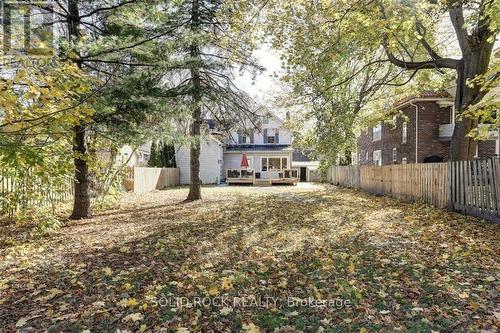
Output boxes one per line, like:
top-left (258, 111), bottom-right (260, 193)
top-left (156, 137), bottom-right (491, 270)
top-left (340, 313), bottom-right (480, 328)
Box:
top-left (0, 184), bottom-right (499, 332)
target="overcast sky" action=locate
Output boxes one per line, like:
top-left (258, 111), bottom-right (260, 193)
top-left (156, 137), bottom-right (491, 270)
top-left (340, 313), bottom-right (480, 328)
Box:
top-left (233, 14), bottom-right (500, 118)
top-left (234, 45), bottom-right (285, 111)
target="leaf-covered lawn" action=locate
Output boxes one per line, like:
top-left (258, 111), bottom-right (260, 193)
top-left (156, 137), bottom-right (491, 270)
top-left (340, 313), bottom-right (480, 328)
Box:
top-left (1, 184), bottom-right (499, 333)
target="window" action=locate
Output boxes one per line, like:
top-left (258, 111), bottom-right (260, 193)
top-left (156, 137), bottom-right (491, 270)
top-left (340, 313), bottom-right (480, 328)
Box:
top-left (373, 124), bottom-right (382, 141)
top-left (392, 148), bottom-right (397, 163)
top-left (264, 129), bottom-right (279, 144)
top-left (373, 150), bottom-right (382, 166)
top-left (281, 157), bottom-right (288, 169)
top-left (402, 157), bottom-right (407, 164)
top-left (262, 129), bottom-right (276, 144)
top-left (269, 157), bottom-right (281, 170)
top-left (237, 129), bottom-right (247, 144)
top-left (366, 152), bottom-right (369, 161)
top-left (261, 157), bottom-right (288, 171)
top-left (402, 122), bottom-right (408, 144)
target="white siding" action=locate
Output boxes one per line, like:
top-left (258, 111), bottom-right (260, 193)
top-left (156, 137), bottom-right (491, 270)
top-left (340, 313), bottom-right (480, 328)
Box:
top-left (225, 116), bottom-right (292, 145)
top-left (223, 153), bottom-right (244, 173)
top-left (223, 151), bottom-right (292, 180)
top-left (175, 138), bottom-right (223, 185)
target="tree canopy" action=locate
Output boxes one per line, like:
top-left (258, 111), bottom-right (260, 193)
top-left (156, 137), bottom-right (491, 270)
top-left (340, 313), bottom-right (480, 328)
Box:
top-left (261, 0), bottom-right (499, 163)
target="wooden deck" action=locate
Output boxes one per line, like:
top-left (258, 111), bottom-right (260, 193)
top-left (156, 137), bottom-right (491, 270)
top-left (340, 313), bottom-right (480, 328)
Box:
top-left (226, 169), bottom-right (298, 186)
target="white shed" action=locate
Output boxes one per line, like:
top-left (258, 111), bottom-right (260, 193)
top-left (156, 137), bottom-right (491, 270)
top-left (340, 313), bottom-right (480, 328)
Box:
top-left (175, 136), bottom-right (223, 185)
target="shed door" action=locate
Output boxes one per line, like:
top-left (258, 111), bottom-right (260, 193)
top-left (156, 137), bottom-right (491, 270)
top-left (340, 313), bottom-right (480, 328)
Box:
top-left (300, 167), bottom-right (307, 182)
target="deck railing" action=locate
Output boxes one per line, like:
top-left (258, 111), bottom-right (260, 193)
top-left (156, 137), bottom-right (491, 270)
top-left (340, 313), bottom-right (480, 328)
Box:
top-left (227, 169), bottom-right (255, 179)
top-left (268, 168), bottom-right (299, 180)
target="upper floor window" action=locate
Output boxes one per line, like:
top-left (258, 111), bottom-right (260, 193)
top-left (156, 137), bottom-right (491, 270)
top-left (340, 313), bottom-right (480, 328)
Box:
top-left (263, 129), bottom-right (279, 144)
top-left (237, 130), bottom-right (246, 144)
top-left (392, 148), bottom-right (397, 163)
top-left (402, 122), bottom-right (408, 144)
top-left (373, 124), bottom-right (382, 141)
top-left (238, 129), bottom-right (254, 144)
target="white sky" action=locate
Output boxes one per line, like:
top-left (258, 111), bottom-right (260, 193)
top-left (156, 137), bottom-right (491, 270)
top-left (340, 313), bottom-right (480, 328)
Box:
top-left (234, 45), bottom-right (285, 112)
top-left (233, 15), bottom-right (499, 118)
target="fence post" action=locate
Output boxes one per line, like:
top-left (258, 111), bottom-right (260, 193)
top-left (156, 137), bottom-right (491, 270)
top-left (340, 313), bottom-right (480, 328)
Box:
top-left (494, 158), bottom-right (500, 217)
top-left (447, 161), bottom-right (454, 210)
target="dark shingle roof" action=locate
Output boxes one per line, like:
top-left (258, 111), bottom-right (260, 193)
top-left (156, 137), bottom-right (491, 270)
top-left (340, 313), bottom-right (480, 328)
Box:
top-left (225, 144), bottom-right (291, 152)
top-left (292, 148), bottom-right (314, 162)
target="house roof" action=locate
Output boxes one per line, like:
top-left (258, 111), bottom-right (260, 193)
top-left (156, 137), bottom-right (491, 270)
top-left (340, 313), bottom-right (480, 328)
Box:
top-left (394, 91), bottom-right (452, 107)
top-left (225, 144), bottom-right (292, 152)
top-left (292, 148), bottom-right (315, 162)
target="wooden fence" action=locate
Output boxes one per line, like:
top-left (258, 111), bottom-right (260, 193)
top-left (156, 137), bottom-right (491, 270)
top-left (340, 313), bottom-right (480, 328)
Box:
top-left (330, 158), bottom-right (499, 223)
top-left (0, 169), bottom-right (74, 219)
top-left (449, 159), bottom-right (499, 222)
top-left (128, 167), bottom-right (180, 194)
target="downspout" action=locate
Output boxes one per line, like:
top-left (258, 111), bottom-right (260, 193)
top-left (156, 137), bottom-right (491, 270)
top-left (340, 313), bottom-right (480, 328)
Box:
top-left (410, 102), bottom-right (419, 163)
top-left (451, 103), bottom-right (455, 124)
top-left (496, 130), bottom-right (500, 157)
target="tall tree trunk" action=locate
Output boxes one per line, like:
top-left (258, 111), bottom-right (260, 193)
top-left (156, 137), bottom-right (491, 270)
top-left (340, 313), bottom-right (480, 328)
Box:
top-left (186, 104), bottom-right (202, 201)
top-left (68, 0), bottom-right (92, 218)
top-left (70, 124), bottom-right (92, 219)
top-left (186, 0), bottom-right (202, 201)
top-left (450, 44), bottom-right (494, 160)
top-left (383, 3), bottom-right (494, 161)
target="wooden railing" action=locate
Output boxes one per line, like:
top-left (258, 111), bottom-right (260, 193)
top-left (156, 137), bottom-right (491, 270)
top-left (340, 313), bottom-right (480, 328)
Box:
top-left (226, 169), bottom-right (255, 179)
top-left (268, 168), bottom-right (299, 180)
top-left (330, 158), bottom-right (499, 223)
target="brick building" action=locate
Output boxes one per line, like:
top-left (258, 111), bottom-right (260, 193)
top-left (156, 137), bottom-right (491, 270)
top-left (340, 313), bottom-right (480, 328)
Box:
top-left (356, 93), bottom-right (499, 166)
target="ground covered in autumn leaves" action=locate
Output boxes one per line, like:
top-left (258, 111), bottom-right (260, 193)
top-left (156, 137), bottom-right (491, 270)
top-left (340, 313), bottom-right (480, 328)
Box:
top-left (1, 184), bottom-right (499, 333)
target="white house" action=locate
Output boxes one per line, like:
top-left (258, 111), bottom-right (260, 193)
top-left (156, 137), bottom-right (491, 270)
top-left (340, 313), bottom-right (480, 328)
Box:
top-left (175, 136), bottom-right (224, 185)
top-left (120, 143), bottom-right (152, 167)
top-left (175, 114), bottom-right (319, 184)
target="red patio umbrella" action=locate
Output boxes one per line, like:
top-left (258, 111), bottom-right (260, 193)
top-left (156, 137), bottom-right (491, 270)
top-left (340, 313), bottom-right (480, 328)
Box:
top-left (240, 153), bottom-right (249, 169)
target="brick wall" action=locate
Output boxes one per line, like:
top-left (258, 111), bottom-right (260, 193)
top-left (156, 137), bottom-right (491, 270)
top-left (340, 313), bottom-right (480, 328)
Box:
top-left (477, 140), bottom-right (497, 158)
top-left (414, 101), bottom-right (451, 163)
top-left (357, 99), bottom-right (498, 165)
